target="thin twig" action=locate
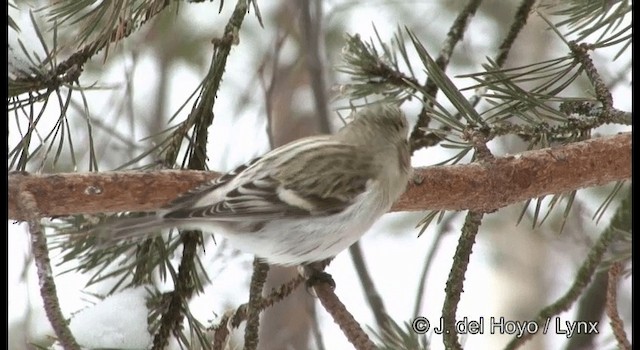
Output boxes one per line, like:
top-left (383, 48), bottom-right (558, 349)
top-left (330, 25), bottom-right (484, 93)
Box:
top-left (465, 129), bottom-right (495, 162)
top-left (495, 0), bottom-right (537, 67)
top-left (314, 281), bottom-right (377, 350)
top-left (300, 0), bottom-right (331, 134)
top-left (212, 274), bottom-right (306, 348)
top-left (151, 231), bottom-right (201, 350)
top-left (412, 0), bottom-right (538, 152)
top-left (605, 262), bottom-right (631, 350)
top-left (19, 191), bottom-right (81, 350)
top-left (349, 242), bottom-right (391, 333)
top-left (244, 259), bottom-right (270, 350)
top-left (164, 0), bottom-right (249, 164)
top-left (464, 0), bottom-right (537, 111)
top-left (441, 136), bottom-right (490, 350)
top-left (413, 213), bottom-right (457, 317)
top-left (9, 1), bottom-right (171, 99)
top-left (569, 42), bottom-right (613, 109)
top-left (259, 30), bottom-right (289, 150)
top-left (410, 0), bottom-right (484, 151)
top-left (564, 270), bottom-right (608, 350)
top-left (153, 1), bottom-right (252, 346)
top-left (441, 211), bottom-right (484, 350)
top-left (504, 190), bottom-right (630, 349)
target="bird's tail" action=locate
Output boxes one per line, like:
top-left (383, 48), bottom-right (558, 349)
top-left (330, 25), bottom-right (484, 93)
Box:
top-left (76, 212), bottom-right (181, 245)
top-left (106, 213), bottom-right (171, 240)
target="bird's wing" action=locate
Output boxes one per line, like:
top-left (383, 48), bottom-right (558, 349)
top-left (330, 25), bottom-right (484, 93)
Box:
top-left (162, 142), bottom-right (375, 221)
top-left (166, 156), bottom-right (261, 208)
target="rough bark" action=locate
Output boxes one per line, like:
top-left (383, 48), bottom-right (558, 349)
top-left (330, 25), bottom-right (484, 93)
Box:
top-left (8, 132), bottom-right (631, 221)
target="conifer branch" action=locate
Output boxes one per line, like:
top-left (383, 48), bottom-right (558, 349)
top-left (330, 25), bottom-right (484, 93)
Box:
top-left (9, 133), bottom-right (631, 221)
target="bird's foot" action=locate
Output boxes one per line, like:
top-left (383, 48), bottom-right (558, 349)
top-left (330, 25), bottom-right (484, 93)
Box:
top-left (298, 259), bottom-right (336, 293)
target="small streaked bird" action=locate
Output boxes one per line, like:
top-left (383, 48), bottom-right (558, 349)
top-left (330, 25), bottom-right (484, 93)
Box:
top-left (102, 103), bottom-right (412, 266)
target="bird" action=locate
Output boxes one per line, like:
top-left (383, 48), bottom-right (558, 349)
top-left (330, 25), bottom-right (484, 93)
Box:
top-left (97, 103), bottom-right (412, 267)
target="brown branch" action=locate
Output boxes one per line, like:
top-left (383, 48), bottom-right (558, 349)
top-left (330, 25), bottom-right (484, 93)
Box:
top-left (413, 213), bottom-right (457, 317)
top-left (8, 133), bottom-right (631, 221)
top-left (212, 274), bottom-right (306, 348)
top-left (244, 259), bottom-right (270, 350)
top-left (314, 282), bottom-right (376, 350)
top-left (300, 0), bottom-right (331, 134)
top-left (151, 231), bottom-right (201, 350)
top-left (19, 192), bottom-right (81, 350)
top-left (495, 0), bottom-right (537, 68)
top-left (441, 211), bottom-right (483, 350)
top-left (348, 242), bottom-right (390, 333)
top-left (504, 195), bottom-right (626, 349)
top-left (565, 270), bottom-right (608, 350)
top-left (9, 1), bottom-right (172, 100)
top-left (605, 262), bottom-right (631, 350)
top-left (570, 42), bottom-right (614, 109)
top-left (410, 0), bottom-right (484, 151)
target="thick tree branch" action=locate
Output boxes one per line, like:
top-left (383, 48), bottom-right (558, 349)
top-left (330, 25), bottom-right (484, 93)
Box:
top-left (8, 133), bottom-right (630, 221)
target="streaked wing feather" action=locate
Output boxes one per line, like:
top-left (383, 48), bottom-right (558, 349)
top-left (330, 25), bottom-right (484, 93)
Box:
top-left (275, 143), bottom-right (374, 214)
top-left (164, 142), bottom-right (374, 221)
top-left (165, 157), bottom-right (261, 209)
top-left (164, 176), bottom-right (309, 221)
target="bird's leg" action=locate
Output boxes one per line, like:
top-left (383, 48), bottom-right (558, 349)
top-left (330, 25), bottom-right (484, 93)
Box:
top-left (298, 258), bottom-right (335, 291)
